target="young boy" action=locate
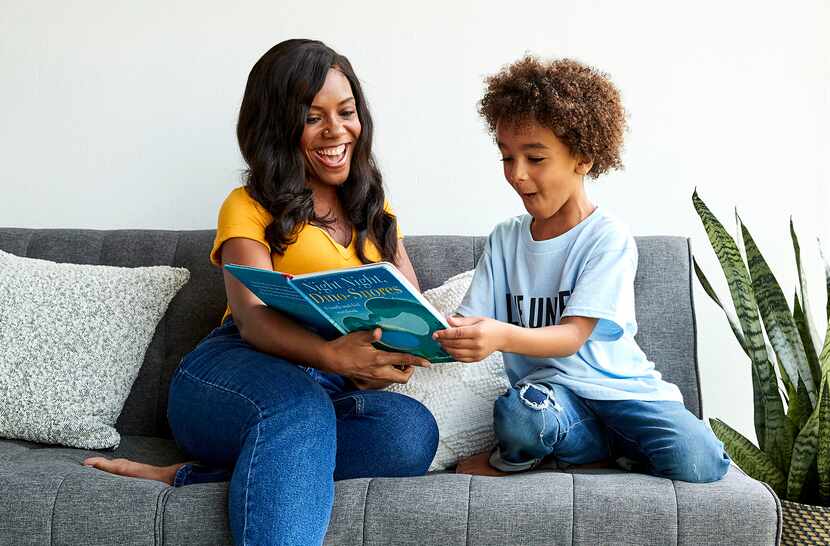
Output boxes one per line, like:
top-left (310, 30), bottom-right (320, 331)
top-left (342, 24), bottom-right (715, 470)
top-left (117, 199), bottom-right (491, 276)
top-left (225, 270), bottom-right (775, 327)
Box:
top-left (434, 56), bottom-right (729, 483)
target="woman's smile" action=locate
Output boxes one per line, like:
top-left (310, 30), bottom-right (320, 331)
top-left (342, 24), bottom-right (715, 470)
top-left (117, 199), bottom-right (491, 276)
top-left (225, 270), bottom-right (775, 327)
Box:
top-left (312, 142), bottom-right (351, 169)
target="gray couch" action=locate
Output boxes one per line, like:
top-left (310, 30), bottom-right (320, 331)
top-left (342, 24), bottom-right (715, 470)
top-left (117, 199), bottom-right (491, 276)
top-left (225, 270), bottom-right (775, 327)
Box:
top-left (0, 228), bottom-right (781, 545)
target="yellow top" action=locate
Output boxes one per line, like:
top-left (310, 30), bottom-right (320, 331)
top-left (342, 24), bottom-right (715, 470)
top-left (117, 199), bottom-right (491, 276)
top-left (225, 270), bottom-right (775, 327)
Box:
top-left (211, 186), bottom-right (402, 322)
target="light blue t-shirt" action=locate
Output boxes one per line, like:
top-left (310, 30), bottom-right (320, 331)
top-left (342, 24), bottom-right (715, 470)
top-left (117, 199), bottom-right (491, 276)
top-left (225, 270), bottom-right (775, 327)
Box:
top-left (456, 208), bottom-right (682, 402)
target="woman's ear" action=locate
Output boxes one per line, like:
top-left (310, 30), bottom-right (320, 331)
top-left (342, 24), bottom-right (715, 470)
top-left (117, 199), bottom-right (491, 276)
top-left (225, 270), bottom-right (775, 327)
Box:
top-left (576, 156), bottom-right (593, 176)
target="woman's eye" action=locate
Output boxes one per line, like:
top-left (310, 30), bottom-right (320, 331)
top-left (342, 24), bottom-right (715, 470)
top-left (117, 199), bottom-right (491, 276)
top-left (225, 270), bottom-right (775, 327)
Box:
top-left (340, 110), bottom-right (356, 118)
top-left (306, 116), bottom-right (320, 124)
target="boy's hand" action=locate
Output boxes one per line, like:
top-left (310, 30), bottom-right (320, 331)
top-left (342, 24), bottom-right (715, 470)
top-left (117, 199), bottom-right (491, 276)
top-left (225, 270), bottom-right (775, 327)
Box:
top-left (433, 316), bottom-right (505, 362)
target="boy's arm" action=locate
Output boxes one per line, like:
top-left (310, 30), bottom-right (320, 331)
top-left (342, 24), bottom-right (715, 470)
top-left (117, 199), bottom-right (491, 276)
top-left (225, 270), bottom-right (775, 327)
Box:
top-left (433, 315), bottom-right (598, 363)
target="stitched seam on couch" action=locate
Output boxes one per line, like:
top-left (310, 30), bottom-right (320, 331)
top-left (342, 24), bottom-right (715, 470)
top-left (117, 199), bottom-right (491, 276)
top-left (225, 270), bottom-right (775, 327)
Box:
top-left (49, 472), bottom-right (70, 546)
top-left (362, 477), bottom-right (373, 546)
top-left (156, 231), bottom-right (184, 435)
top-left (686, 237), bottom-right (704, 418)
top-left (671, 479), bottom-right (679, 546)
top-left (154, 485), bottom-right (174, 546)
top-left (570, 472), bottom-right (575, 545)
top-left (759, 479), bottom-right (783, 544)
top-left (464, 475), bottom-right (472, 546)
top-left (22, 230), bottom-right (34, 258)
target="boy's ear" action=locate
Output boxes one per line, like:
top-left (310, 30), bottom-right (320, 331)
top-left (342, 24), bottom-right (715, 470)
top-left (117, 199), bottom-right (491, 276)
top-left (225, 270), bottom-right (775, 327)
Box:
top-left (575, 156), bottom-right (593, 176)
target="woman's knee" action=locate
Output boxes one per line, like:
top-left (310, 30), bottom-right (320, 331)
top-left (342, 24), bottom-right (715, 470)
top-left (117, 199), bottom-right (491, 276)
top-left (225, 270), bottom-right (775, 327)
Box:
top-left (362, 392), bottom-right (438, 475)
top-left (392, 395), bottom-right (439, 474)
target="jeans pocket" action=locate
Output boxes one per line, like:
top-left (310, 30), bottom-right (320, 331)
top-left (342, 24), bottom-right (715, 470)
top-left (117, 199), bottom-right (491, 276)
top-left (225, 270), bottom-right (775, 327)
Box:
top-left (333, 394), bottom-right (361, 419)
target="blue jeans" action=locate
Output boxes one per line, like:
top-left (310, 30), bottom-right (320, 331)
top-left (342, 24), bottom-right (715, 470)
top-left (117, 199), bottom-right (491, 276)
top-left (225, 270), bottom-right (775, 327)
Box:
top-left (490, 383), bottom-right (730, 483)
top-left (166, 319), bottom-right (439, 546)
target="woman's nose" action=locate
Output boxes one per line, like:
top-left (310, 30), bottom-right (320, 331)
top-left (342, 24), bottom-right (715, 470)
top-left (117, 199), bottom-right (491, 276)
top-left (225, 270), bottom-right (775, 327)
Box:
top-left (324, 119), bottom-right (346, 137)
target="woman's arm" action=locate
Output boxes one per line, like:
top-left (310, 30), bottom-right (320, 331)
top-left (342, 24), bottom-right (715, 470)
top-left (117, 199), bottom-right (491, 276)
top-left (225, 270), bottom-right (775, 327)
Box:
top-left (393, 239), bottom-right (420, 292)
top-left (221, 237), bottom-right (429, 384)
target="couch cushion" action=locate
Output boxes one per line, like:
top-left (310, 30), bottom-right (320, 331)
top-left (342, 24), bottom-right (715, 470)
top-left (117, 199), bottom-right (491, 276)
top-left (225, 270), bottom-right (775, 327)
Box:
top-left (0, 436), bottom-right (779, 546)
top-left (0, 250), bottom-right (188, 449)
top-left (0, 229), bottom-right (225, 439)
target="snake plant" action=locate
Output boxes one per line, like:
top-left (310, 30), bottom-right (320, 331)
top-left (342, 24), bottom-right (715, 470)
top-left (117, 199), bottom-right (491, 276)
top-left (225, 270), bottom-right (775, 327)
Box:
top-left (693, 190), bottom-right (830, 503)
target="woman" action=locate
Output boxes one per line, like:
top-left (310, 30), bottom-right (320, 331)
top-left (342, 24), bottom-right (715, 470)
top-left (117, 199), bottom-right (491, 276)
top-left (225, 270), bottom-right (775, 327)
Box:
top-left (84, 39), bottom-right (439, 546)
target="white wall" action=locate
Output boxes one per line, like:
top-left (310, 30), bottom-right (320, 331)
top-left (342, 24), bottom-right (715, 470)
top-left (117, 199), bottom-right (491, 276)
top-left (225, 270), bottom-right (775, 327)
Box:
top-left (2, 0), bottom-right (829, 443)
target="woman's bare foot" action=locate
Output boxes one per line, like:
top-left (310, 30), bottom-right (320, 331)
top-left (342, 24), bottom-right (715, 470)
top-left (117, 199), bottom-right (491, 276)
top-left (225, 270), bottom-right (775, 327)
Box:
top-left (455, 451), bottom-right (510, 477)
top-left (83, 457), bottom-right (186, 485)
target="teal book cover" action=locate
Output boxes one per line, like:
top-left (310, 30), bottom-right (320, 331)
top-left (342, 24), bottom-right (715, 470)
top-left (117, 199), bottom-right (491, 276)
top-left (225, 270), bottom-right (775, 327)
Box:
top-left (224, 262), bottom-right (453, 363)
top-left (223, 264), bottom-right (341, 340)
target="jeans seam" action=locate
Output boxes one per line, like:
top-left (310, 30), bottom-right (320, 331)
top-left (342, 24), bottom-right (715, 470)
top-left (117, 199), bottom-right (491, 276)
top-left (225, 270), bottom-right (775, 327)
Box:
top-left (243, 421), bottom-right (262, 546)
top-left (177, 368), bottom-right (264, 417)
top-left (550, 416), bottom-right (598, 450)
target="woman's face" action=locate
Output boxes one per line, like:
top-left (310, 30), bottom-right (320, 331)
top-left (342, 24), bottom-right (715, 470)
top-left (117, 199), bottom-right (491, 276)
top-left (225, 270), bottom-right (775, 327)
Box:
top-left (300, 68), bottom-right (362, 188)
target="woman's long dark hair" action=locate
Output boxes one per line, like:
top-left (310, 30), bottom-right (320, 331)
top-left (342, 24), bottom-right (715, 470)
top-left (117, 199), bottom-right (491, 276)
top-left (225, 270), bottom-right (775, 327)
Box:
top-left (236, 39), bottom-right (398, 264)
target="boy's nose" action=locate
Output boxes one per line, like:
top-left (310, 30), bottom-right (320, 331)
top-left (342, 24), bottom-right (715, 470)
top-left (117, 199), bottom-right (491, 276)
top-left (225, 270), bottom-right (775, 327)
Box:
top-left (510, 166), bottom-right (529, 184)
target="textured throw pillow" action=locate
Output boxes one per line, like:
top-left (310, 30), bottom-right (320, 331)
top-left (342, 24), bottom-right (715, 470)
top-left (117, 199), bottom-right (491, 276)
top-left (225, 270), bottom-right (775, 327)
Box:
top-left (386, 270), bottom-right (510, 471)
top-left (0, 250), bottom-right (189, 449)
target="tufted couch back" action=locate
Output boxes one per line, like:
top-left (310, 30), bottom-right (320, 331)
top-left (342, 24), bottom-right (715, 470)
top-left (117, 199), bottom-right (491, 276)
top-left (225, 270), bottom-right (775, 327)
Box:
top-left (0, 229), bottom-right (702, 438)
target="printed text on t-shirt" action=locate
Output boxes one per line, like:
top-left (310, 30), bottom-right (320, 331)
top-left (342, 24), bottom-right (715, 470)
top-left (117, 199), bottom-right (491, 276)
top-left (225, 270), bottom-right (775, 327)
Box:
top-left (505, 290), bottom-right (571, 328)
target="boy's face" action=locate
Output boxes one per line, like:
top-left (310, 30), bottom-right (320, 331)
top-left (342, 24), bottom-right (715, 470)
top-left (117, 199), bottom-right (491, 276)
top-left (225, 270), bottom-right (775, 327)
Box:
top-left (496, 121), bottom-right (592, 222)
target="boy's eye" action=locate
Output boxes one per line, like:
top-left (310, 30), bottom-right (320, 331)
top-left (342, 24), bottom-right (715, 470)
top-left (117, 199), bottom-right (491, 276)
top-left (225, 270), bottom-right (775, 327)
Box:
top-left (500, 157), bottom-right (513, 163)
top-left (528, 157), bottom-right (546, 163)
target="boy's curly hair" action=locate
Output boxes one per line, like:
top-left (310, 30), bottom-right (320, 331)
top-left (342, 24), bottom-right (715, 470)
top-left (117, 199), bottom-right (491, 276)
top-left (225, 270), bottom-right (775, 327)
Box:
top-left (479, 56), bottom-right (627, 178)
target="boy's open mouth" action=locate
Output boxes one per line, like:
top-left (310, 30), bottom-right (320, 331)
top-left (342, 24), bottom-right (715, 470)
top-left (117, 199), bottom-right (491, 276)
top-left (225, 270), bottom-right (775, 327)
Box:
top-left (314, 143), bottom-right (350, 169)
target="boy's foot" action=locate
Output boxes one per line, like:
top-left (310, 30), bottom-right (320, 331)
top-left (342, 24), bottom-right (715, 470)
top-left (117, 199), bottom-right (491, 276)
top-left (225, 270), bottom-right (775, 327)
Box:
top-left (83, 456), bottom-right (186, 485)
top-left (455, 451), bottom-right (510, 477)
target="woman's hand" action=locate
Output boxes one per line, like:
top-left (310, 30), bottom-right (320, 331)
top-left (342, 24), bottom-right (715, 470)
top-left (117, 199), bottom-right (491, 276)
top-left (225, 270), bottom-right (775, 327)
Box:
top-left (323, 328), bottom-right (429, 385)
top-left (433, 316), bottom-right (507, 362)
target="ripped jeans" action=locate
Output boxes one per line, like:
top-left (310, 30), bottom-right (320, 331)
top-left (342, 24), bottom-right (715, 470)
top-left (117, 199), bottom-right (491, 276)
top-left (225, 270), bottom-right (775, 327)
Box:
top-left (489, 383), bottom-right (730, 483)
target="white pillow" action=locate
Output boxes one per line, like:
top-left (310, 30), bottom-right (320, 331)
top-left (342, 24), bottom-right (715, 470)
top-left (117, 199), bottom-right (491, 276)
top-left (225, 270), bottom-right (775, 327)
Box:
top-left (0, 250), bottom-right (189, 449)
top-left (386, 270), bottom-right (510, 471)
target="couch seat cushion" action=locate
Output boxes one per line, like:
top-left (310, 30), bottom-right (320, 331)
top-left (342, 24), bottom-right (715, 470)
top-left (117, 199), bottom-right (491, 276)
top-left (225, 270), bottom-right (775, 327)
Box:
top-left (0, 437), bottom-right (780, 545)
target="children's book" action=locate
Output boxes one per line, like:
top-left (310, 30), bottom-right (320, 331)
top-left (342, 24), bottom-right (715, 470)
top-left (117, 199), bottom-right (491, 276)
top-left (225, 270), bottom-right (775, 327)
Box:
top-left (224, 262), bottom-right (454, 363)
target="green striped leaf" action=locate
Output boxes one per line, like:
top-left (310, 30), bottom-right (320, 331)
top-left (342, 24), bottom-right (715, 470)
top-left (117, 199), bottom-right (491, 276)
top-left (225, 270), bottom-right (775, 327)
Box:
top-left (789, 409), bottom-right (820, 500)
top-left (753, 361), bottom-right (766, 450)
top-left (743, 220), bottom-right (815, 403)
top-left (789, 376), bottom-right (813, 432)
top-left (693, 190), bottom-right (791, 471)
top-left (821, 314), bottom-right (830, 377)
top-left (794, 292), bottom-right (822, 389)
top-left (819, 379), bottom-right (830, 502)
top-left (693, 258), bottom-right (748, 356)
top-left (791, 219), bottom-right (823, 358)
top-left (711, 418), bottom-right (786, 495)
